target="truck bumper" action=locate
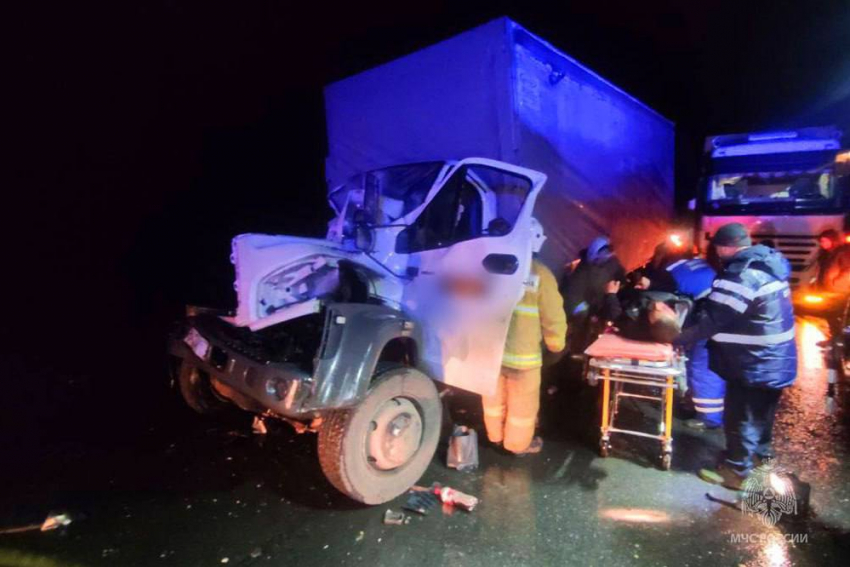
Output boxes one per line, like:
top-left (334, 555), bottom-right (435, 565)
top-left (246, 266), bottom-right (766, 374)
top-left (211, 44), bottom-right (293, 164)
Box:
top-left (169, 316), bottom-right (315, 419)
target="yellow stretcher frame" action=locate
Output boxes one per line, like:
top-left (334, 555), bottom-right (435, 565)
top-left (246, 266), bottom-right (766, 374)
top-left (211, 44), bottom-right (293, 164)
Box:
top-left (586, 354), bottom-right (686, 470)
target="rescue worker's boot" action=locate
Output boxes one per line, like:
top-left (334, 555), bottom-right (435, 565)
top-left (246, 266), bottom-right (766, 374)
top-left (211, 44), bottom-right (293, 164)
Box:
top-left (684, 418), bottom-right (722, 431)
top-left (698, 463), bottom-right (748, 490)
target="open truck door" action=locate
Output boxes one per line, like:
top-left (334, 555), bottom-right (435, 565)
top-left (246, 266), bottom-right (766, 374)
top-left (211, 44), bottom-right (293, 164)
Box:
top-left (397, 158), bottom-right (546, 396)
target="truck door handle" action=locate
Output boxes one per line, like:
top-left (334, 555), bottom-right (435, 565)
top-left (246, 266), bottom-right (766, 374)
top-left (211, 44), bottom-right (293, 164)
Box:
top-left (482, 254), bottom-right (519, 275)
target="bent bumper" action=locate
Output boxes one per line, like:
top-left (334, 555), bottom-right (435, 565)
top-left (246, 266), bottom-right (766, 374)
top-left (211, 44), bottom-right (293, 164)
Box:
top-left (169, 317), bottom-right (315, 418)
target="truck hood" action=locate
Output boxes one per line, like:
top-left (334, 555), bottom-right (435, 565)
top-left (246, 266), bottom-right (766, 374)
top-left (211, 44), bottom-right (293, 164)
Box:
top-left (230, 233), bottom-right (393, 329)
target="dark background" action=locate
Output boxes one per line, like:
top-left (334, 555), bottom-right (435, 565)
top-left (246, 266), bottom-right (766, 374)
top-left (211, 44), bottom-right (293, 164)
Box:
top-left (6, 1), bottom-right (850, 449)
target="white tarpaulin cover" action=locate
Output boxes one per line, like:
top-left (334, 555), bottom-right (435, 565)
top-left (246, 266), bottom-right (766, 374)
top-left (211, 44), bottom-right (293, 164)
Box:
top-left (324, 18), bottom-right (674, 273)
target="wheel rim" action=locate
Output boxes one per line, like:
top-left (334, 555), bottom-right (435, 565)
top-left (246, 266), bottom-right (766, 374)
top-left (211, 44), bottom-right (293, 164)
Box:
top-left (366, 397), bottom-right (423, 471)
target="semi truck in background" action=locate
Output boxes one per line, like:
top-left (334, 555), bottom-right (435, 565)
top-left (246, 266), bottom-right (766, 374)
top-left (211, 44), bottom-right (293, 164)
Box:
top-left (696, 126), bottom-right (850, 289)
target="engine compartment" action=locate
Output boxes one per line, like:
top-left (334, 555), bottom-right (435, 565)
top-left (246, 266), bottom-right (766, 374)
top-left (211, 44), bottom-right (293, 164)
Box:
top-left (257, 257), bottom-right (374, 320)
top-left (193, 312), bottom-right (325, 371)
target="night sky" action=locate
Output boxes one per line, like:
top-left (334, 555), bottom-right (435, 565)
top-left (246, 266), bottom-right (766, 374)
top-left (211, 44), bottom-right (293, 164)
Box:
top-left (7, 1), bottom-right (850, 436)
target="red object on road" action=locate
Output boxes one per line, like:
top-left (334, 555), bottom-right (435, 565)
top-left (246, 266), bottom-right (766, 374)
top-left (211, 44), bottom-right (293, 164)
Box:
top-left (435, 486), bottom-right (479, 511)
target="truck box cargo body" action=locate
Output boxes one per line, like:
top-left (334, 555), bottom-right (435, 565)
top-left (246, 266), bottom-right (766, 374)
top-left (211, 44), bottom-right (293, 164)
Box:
top-left (324, 17), bottom-right (675, 272)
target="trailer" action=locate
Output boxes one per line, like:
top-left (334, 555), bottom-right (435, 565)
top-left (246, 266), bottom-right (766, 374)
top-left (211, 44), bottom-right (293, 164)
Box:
top-left (324, 17), bottom-right (675, 273)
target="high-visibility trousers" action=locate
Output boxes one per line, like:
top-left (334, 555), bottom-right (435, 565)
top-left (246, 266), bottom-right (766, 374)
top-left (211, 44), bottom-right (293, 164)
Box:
top-left (481, 366), bottom-right (541, 453)
top-left (687, 340), bottom-right (725, 427)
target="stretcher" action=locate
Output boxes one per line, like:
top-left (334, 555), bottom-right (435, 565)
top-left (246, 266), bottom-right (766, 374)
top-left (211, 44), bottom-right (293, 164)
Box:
top-left (584, 333), bottom-right (687, 470)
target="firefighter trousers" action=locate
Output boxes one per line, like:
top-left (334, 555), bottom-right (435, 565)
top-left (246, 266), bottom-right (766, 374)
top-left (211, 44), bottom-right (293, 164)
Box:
top-left (481, 366), bottom-right (541, 453)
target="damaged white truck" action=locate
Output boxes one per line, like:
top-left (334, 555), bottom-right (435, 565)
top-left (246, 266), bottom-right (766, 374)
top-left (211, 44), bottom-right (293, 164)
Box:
top-left (170, 159), bottom-right (547, 504)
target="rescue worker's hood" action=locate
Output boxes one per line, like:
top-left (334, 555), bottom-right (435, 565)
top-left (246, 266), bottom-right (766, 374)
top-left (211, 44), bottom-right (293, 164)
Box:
top-left (724, 244), bottom-right (791, 282)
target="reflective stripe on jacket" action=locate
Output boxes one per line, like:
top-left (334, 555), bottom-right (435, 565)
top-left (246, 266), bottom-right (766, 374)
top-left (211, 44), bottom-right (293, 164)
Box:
top-left (502, 259), bottom-right (567, 370)
top-left (675, 245), bottom-right (797, 389)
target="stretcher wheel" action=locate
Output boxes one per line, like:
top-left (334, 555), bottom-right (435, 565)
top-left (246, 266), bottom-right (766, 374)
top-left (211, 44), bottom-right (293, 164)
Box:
top-left (599, 439), bottom-right (611, 458)
top-left (660, 452), bottom-right (672, 471)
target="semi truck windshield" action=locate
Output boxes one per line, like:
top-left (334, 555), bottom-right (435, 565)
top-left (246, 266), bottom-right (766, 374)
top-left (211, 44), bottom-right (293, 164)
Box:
top-left (708, 171), bottom-right (833, 203)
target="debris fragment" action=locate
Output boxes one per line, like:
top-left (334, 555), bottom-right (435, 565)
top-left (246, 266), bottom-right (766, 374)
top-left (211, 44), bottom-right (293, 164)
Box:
top-left (355, 531), bottom-right (365, 542)
top-left (250, 547), bottom-right (262, 559)
top-left (41, 512), bottom-right (73, 532)
top-left (447, 425), bottom-right (479, 472)
top-left (403, 490), bottom-right (440, 515)
top-left (221, 558), bottom-right (229, 564)
top-left (252, 416), bottom-right (268, 435)
top-left (436, 486), bottom-right (479, 511)
top-left (383, 509), bottom-right (406, 525)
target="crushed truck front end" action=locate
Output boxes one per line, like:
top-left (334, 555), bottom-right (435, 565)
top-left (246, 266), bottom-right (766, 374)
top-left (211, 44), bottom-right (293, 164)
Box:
top-left (170, 302), bottom-right (420, 420)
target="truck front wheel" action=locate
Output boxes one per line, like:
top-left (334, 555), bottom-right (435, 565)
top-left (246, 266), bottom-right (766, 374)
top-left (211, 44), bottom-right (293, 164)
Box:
top-left (318, 367), bottom-right (441, 504)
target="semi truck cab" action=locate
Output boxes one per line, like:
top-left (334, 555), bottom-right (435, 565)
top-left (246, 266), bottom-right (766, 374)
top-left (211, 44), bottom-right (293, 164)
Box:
top-left (696, 127), bottom-right (850, 289)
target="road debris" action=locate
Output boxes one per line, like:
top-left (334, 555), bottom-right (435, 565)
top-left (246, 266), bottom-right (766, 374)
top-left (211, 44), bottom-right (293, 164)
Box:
top-left (0, 511), bottom-right (74, 535)
top-left (252, 416), bottom-right (268, 435)
top-left (403, 490), bottom-right (440, 515)
top-left (447, 425), bottom-right (479, 472)
top-left (40, 511), bottom-right (73, 532)
top-left (436, 486), bottom-right (479, 512)
top-left (382, 509), bottom-right (406, 525)
top-left (249, 547), bottom-right (263, 559)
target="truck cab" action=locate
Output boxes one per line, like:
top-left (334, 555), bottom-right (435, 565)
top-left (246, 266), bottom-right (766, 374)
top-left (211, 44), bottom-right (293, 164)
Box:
top-left (696, 127), bottom-right (850, 289)
top-left (169, 158), bottom-right (547, 504)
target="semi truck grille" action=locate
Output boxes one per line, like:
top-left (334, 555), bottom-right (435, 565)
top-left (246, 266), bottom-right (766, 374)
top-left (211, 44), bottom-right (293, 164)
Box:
top-left (751, 233), bottom-right (817, 287)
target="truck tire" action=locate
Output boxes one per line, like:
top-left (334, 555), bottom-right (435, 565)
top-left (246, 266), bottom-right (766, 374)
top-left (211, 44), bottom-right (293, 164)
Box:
top-left (318, 367), bottom-right (441, 504)
top-left (178, 363), bottom-right (231, 415)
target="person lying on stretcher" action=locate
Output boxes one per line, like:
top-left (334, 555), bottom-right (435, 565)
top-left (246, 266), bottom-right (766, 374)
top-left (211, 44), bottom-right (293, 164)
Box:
top-left (599, 280), bottom-right (687, 344)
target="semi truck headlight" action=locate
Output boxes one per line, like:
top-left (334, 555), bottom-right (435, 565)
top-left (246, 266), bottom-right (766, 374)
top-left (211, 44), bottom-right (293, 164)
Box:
top-left (803, 294), bottom-right (824, 304)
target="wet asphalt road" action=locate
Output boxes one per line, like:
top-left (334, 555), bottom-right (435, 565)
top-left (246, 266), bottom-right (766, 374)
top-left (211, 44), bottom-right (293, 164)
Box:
top-left (2, 316), bottom-right (849, 566)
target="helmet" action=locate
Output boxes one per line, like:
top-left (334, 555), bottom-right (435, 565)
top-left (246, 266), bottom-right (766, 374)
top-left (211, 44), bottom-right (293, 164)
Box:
top-left (586, 237), bottom-right (613, 265)
top-left (530, 217), bottom-right (546, 253)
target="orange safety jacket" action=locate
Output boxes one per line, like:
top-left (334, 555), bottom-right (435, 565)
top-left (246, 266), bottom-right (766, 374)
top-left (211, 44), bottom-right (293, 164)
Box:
top-left (501, 259), bottom-right (567, 370)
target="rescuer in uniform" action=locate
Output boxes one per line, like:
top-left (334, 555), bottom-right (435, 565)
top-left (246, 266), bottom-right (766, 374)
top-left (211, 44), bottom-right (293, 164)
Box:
top-left (561, 237), bottom-right (625, 352)
top-left (632, 243), bottom-right (725, 429)
top-left (673, 223), bottom-right (797, 488)
top-left (482, 224), bottom-right (567, 455)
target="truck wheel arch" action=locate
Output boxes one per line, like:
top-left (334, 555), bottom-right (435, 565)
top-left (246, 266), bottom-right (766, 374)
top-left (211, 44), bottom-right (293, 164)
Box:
top-left (375, 336), bottom-right (418, 372)
top-left (308, 304), bottom-right (426, 411)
